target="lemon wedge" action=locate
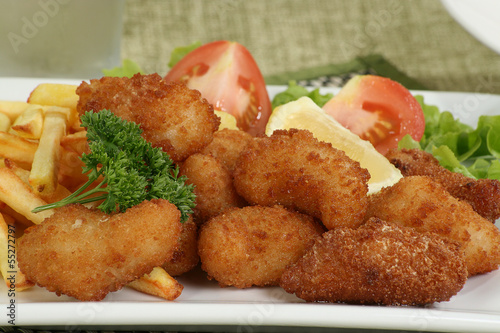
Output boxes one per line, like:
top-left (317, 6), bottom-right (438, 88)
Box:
top-left (265, 97), bottom-right (402, 194)
top-left (215, 110), bottom-right (239, 131)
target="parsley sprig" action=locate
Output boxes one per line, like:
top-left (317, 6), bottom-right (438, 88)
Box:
top-left (32, 110), bottom-right (195, 222)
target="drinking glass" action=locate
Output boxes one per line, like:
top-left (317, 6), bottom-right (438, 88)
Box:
top-left (0, 0), bottom-right (125, 79)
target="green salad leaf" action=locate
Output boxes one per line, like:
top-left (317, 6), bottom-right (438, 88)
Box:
top-left (271, 81), bottom-right (333, 109)
top-left (102, 59), bottom-right (144, 78)
top-left (102, 40), bottom-right (202, 77)
top-left (168, 41), bottom-right (202, 68)
top-left (398, 95), bottom-right (500, 180)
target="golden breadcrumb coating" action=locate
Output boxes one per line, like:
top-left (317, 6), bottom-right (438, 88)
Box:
top-left (386, 148), bottom-right (500, 222)
top-left (233, 129), bottom-right (370, 230)
top-left (366, 176), bottom-right (500, 276)
top-left (201, 128), bottom-right (254, 174)
top-left (76, 73), bottom-right (220, 162)
top-left (163, 216), bottom-right (199, 277)
top-left (280, 217), bottom-right (467, 306)
top-left (18, 199), bottom-right (182, 301)
top-left (180, 153), bottom-right (247, 224)
top-left (198, 205), bottom-right (324, 288)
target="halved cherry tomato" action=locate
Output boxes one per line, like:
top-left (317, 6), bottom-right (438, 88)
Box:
top-left (165, 41), bottom-right (272, 136)
top-left (322, 75), bottom-right (425, 155)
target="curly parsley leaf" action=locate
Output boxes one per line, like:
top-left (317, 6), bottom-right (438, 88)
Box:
top-left (33, 110), bottom-right (195, 222)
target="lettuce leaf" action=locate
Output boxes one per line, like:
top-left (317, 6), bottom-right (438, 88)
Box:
top-left (168, 41), bottom-right (202, 68)
top-left (475, 115), bottom-right (500, 159)
top-left (431, 145), bottom-right (476, 178)
top-left (102, 40), bottom-right (202, 78)
top-left (271, 81), bottom-right (333, 109)
top-left (102, 59), bottom-right (144, 78)
top-left (399, 95), bottom-right (500, 180)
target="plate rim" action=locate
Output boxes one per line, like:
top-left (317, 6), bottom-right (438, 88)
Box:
top-left (441, 0), bottom-right (500, 55)
top-left (1, 77), bottom-right (500, 332)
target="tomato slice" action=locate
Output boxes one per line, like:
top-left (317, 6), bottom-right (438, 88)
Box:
top-left (164, 41), bottom-right (272, 136)
top-left (322, 75), bottom-right (425, 155)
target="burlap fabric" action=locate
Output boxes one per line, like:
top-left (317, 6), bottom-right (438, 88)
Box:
top-left (122, 0), bottom-right (500, 93)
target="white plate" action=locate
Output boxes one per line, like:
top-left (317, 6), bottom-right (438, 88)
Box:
top-left (441, 0), bottom-right (500, 55)
top-left (1, 77), bottom-right (500, 332)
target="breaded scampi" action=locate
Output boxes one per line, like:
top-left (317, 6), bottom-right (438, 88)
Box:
top-left (180, 153), bottom-right (247, 224)
top-left (386, 148), bottom-right (500, 222)
top-left (201, 128), bottom-right (254, 174)
top-left (365, 176), bottom-right (500, 276)
top-left (233, 129), bottom-right (370, 230)
top-left (198, 205), bottom-right (324, 288)
top-left (280, 218), bottom-right (467, 306)
top-left (76, 74), bottom-right (220, 162)
top-left (163, 216), bottom-right (199, 277)
top-left (18, 199), bottom-right (182, 301)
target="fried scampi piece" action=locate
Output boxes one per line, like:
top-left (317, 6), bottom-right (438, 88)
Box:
top-left (201, 128), bottom-right (254, 174)
top-left (233, 129), bottom-right (370, 230)
top-left (198, 205), bottom-right (324, 288)
top-left (180, 153), bottom-right (247, 224)
top-left (280, 218), bottom-right (467, 306)
top-left (76, 74), bottom-right (220, 162)
top-left (386, 148), bottom-right (500, 222)
top-left (18, 199), bottom-right (182, 301)
top-left (163, 216), bottom-right (199, 277)
top-left (365, 176), bottom-right (500, 276)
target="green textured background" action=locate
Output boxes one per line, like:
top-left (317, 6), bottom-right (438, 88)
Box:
top-left (122, 0), bottom-right (500, 94)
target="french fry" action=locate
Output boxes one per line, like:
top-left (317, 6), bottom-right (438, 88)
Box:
top-left (27, 83), bottom-right (79, 110)
top-left (128, 267), bottom-right (184, 301)
top-left (27, 83), bottom-right (80, 132)
top-left (40, 182), bottom-right (72, 205)
top-left (41, 105), bottom-right (72, 122)
top-left (60, 131), bottom-right (88, 155)
top-left (0, 100), bottom-right (77, 130)
top-left (0, 204), bottom-right (33, 227)
top-left (0, 180), bottom-right (34, 223)
top-left (0, 167), bottom-right (53, 224)
top-left (29, 109), bottom-right (68, 198)
top-left (0, 101), bottom-right (29, 122)
top-left (1, 213), bottom-right (15, 225)
top-left (2, 158), bottom-right (71, 204)
top-left (9, 105), bottom-right (44, 139)
top-left (0, 113), bottom-right (11, 132)
top-left (0, 214), bottom-right (34, 291)
top-left (59, 148), bottom-right (88, 192)
top-left (0, 131), bottom-right (38, 169)
top-left (59, 132), bottom-right (89, 190)
top-left (3, 158), bottom-right (30, 184)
